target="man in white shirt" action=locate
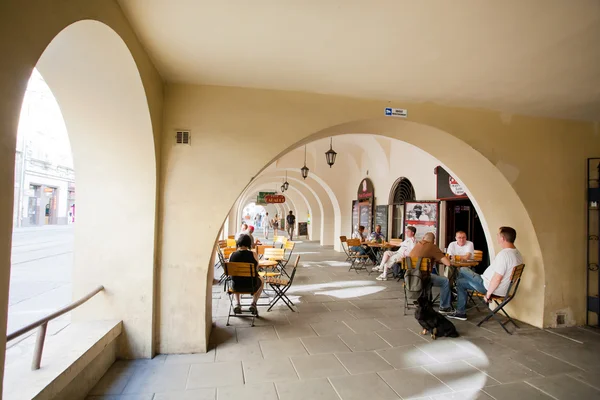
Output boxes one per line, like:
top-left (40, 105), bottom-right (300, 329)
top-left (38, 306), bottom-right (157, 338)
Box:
top-left (374, 226), bottom-right (417, 281)
top-left (447, 231), bottom-right (474, 260)
top-left (448, 226), bottom-right (523, 321)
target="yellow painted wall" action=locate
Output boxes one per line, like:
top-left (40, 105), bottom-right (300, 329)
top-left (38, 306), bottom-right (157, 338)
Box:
top-left (0, 2), bottom-right (164, 388)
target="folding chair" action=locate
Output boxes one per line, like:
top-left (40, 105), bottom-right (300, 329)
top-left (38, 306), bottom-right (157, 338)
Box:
top-left (256, 244), bottom-right (274, 260)
top-left (340, 236), bottom-right (353, 262)
top-left (223, 262), bottom-right (261, 326)
top-left (226, 238), bottom-right (237, 248)
top-left (272, 235), bottom-right (287, 248)
top-left (264, 247), bottom-right (288, 277)
top-left (402, 257), bottom-right (432, 315)
top-left (346, 238), bottom-right (370, 273)
top-left (264, 255), bottom-right (300, 312)
top-left (280, 241), bottom-right (296, 269)
top-left (218, 247), bottom-right (236, 284)
top-left (472, 264), bottom-right (525, 334)
top-left (465, 250), bottom-right (485, 307)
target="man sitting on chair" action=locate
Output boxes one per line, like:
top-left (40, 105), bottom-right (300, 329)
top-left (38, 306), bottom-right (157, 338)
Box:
top-left (447, 231), bottom-right (474, 260)
top-left (448, 226), bottom-right (523, 321)
top-left (374, 226), bottom-right (417, 281)
top-left (408, 232), bottom-right (453, 314)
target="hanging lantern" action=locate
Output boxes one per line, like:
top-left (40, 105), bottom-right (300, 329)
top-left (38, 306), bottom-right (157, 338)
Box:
top-left (283, 170), bottom-right (289, 190)
top-left (325, 137), bottom-right (337, 168)
top-left (281, 184), bottom-right (285, 193)
top-left (301, 145), bottom-right (309, 180)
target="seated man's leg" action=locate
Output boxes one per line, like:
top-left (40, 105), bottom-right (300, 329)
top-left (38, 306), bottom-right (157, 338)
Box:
top-left (451, 268), bottom-right (487, 319)
top-left (375, 250), bottom-right (393, 271)
top-left (431, 274), bottom-right (452, 311)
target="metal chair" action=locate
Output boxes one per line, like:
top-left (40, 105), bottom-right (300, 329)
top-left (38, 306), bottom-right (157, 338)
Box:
top-left (223, 262), bottom-right (261, 326)
top-left (346, 238), bottom-right (370, 273)
top-left (264, 256), bottom-right (300, 312)
top-left (472, 264), bottom-right (526, 334)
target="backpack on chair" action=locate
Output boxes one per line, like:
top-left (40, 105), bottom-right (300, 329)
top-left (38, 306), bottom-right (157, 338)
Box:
top-left (404, 257), bottom-right (425, 302)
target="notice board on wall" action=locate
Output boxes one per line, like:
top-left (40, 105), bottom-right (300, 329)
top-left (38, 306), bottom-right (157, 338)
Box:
top-left (375, 205), bottom-right (388, 239)
top-left (352, 200), bottom-right (359, 230)
top-left (359, 204), bottom-right (372, 233)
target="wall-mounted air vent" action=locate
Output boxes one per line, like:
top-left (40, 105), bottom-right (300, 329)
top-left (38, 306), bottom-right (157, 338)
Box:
top-left (175, 130), bottom-right (191, 145)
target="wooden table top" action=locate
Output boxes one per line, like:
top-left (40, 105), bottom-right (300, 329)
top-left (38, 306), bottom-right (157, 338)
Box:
top-left (449, 260), bottom-right (480, 267)
top-left (259, 260), bottom-right (279, 267)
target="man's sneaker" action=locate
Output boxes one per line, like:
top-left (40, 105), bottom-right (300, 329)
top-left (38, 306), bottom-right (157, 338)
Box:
top-left (438, 307), bottom-right (454, 315)
top-left (376, 273), bottom-right (388, 281)
top-left (447, 312), bottom-right (467, 321)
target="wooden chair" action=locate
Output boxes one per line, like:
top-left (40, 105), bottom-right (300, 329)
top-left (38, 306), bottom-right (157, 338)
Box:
top-left (218, 240), bottom-right (227, 249)
top-left (472, 264), bottom-right (525, 334)
top-left (346, 238), bottom-right (370, 273)
top-left (264, 255), bottom-right (300, 312)
top-left (280, 241), bottom-right (296, 268)
top-left (473, 250), bottom-right (483, 262)
top-left (340, 236), bottom-right (353, 262)
top-left (264, 248), bottom-right (288, 277)
top-left (223, 262), bottom-right (261, 326)
top-left (402, 257), bottom-right (433, 315)
top-left (256, 244), bottom-right (274, 259)
top-left (227, 235), bottom-right (235, 239)
top-left (226, 238), bottom-right (237, 248)
top-left (273, 235), bottom-right (287, 248)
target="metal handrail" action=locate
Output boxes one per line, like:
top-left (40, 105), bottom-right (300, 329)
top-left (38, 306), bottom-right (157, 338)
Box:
top-left (6, 285), bottom-right (104, 370)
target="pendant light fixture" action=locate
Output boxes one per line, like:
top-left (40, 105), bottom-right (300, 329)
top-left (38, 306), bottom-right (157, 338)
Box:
top-left (281, 177), bottom-right (286, 193)
top-left (283, 170), bottom-right (289, 191)
top-left (325, 137), bottom-right (337, 168)
top-left (301, 145), bottom-right (309, 180)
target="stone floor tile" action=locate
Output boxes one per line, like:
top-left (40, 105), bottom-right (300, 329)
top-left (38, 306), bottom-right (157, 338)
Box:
top-left (217, 382), bottom-right (278, 400)
top-left (508, 350), bottom-right (581, 377)
top-left (259, 337), bottom-right (308, 359)
top-left (164, 350), bottom-right (216, 364)
top-left (324, 300), bottom-right (360, 311)
top-left (335, 351), bottom-right (393, 374)
top-left (86, 395), bottom-right (155, 400)
top-left (88, 363), bottom-right (136, 395)
top-left (122, 364), bottom-right (191, 394)
top-left (215, 341), bottom-right (263, 362)
top-left (417, 340), bottom-right (481, 363)
top-left (276, 378), bottom-right (340, 400)
top-left (526, 374), bottom-right (600, 399)
top-left (291, 353), bottom-right (349, 379)
top-left (301, 335), bottom-right (352, 354)
top-left (430, 390), bottom-right (494, 399)
top-left (376, 328), bottom-right (429, 347)
top-left (466, 355), bottom-right (543, 384)
top-left (482, 382), bottom-right (554, 399)
top-left (275, 323), bottom-right (318, 339)
top-left (378, 367), bottom-right (453, 398)
top-left (330, 372), bottom-right (400, 400)
top-left (376, 316), bottom-right (421, 330)
top-left (376, 345), bottom-right (439, 369)
top-left (568, 368), bottom-right (600, 390)
top-left (236, 326), bottom-right (278, 343)
top-left (424, 360), bottom-right (499, 392)
top-left (187, 361), bottom-right (243, 389)
top-left (295, 303), bottom-right (330, 313)
top-left (346, 308), bottom-right (388, 319)
top-left (339, 332), bottom-right (392, 352)
top-left (243, 356), bottom-right (299, 383)
top-left (310, 320), bottom-right (355, 336)
top-left (153, 388), bottom-right (216, 400)
top-left (343, 318), bottom-right (388, 334)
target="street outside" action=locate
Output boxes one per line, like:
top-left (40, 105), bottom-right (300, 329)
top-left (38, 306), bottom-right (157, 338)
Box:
top-left (7, 225), bottom-right (72, 346)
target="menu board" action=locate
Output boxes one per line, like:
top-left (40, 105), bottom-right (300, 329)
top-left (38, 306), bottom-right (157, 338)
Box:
top-left (352, 201), bottom-right (359, 230)
top-left (298, 222), bottom-right (308, 238)
top-left (359, 204), bottom-right (372, 233)
top-left (375, 205), bottom-right (388, 239)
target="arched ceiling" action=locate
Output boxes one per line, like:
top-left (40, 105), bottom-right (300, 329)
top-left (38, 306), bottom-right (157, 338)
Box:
top-left (119, 1), bottom-right (600, 121)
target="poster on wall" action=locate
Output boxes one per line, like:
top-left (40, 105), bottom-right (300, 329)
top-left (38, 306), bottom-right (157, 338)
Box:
top-left (375, 205), bottom-right (388, 239)
top-left (403, 201), bottom-right (440, 242)
top-left (352, 200), bottom-right (359, 230)
top-left (359, 204), bottom-right (372, 232)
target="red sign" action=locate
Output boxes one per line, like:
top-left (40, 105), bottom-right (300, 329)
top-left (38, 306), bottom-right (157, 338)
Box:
top-left (265, 195), bottom-right (286, 204)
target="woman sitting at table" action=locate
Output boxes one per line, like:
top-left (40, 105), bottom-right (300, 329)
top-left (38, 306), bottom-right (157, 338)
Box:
top-left (351, 225), bottom-right (368, 256)
top-left (229, 234), bottom-right (264, 314)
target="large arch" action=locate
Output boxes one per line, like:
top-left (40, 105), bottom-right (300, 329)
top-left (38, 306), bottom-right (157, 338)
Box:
top-left (210, 119), bottom-right (544, 330)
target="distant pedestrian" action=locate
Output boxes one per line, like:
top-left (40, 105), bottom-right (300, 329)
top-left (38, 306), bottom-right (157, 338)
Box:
top-left (272, 214), bottom-right (280, 237)
top-left (286, 211), bottom-right (296, 240)
top-left (263, 212), bottom-right (270, 239)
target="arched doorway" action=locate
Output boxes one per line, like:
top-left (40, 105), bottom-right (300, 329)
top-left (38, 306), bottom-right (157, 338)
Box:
top-left (388, 177), bottom-right (416, 239)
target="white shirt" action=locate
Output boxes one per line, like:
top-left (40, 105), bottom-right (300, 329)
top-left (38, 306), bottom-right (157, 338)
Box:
top-left (397, 237), bottom-right (417, 258)
top-left (482, 248), bottom-right (523, 296)
top-left (447, 241), bottom-right (474, 257)
top-left (352, 231), bottom-right (367, 241)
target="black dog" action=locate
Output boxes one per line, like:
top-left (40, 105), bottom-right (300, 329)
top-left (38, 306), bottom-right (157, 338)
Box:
top-left (414, 277), bottom-right (459, 340)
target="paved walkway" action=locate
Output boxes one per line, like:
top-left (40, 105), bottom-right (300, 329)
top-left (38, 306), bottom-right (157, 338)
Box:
top-left (88, 240), bottom-right (600, 399)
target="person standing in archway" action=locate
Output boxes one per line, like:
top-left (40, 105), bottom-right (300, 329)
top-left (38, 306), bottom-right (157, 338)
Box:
top-left (263, 212), bottom-right (270, 239)
top-left (272, 214), bottom-right (280, 237)
top-left (286, 211), bottom-right (296, 240)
